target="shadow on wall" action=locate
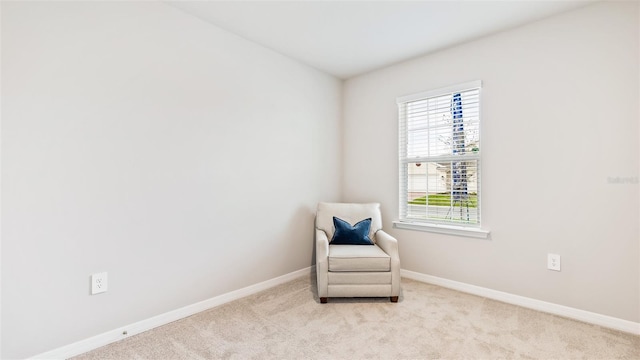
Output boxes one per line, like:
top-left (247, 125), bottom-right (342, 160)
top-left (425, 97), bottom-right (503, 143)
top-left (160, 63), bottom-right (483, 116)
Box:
top-left (279, 204), bottom-right (317, 267)
top-left (312, 206), bottom-right (319, 268)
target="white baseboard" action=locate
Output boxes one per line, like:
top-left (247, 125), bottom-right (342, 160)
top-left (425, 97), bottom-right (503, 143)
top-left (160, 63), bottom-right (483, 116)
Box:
top-left (401, 269), bottom-right (640, 335)
top-left (31, 267), bottom-right (313, 360)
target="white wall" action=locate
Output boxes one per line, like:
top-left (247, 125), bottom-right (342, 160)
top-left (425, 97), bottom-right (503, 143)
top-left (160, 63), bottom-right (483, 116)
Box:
top-left (1, 2), bottom-right (341, 358)
top-left (343, 1), bottom-right (639, 323)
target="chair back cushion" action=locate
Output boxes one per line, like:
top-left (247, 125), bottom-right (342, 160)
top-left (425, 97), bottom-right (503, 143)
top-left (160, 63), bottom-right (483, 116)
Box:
top-left (316, 202), bottom-right (382, 242)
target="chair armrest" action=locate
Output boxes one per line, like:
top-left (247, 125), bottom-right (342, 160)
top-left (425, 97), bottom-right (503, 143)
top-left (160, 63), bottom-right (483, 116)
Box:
top-left (316, 229), bottom-right (329, 261)
top-left (375, 230), bottom-right (399, 260)
top-left (376, 229), bottom-right (401, 297)
top-left (315, 229), bottom-right (330, 298)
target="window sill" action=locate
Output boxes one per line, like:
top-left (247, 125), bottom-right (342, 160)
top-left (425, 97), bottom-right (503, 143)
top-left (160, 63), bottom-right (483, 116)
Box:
top-left (392, 221), bottom-right (491, 239)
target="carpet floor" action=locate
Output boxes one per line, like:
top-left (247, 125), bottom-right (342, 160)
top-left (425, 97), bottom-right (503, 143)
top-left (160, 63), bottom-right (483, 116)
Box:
top-left (73, 274), bottom-right (640, 359)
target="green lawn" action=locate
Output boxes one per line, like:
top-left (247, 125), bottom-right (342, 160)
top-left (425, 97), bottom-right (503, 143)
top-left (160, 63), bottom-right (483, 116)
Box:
top-left (409, 193), bottom-right (477, 208)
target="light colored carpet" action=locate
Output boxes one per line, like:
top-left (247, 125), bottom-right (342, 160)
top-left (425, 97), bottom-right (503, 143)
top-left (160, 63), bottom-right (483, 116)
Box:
top-left (73, 274), bottom-right (640, 359)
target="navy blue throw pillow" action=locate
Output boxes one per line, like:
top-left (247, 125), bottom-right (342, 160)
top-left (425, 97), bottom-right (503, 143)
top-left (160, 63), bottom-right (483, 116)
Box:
top-left (330, 217), bottom-right (374, 245)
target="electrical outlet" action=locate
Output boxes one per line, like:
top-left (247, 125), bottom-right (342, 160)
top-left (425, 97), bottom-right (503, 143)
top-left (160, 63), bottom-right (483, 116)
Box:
top-left (547, 254), bottom-right (561, 271)
top-left (91, 272), bottom-right (108, 294)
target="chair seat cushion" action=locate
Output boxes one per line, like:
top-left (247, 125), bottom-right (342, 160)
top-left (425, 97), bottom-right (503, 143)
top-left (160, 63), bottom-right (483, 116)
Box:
top-left (328, 244), bottom-right (391, 272)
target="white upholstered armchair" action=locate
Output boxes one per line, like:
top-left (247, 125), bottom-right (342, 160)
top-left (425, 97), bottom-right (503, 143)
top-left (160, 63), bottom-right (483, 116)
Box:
top-left (315, 202), bottom-right (401, 303)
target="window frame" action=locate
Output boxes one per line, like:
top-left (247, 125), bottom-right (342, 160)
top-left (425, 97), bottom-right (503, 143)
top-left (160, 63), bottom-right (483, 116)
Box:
top-left (395, 80), bottom-right (490, 239)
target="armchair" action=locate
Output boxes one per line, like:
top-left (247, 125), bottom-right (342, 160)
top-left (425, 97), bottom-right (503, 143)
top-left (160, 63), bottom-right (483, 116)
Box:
top-left (315, 202), bottom-right (401, 303)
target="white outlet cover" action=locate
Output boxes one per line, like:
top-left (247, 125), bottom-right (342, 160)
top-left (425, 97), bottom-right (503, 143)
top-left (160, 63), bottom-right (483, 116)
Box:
top-left (91, 272), bottom-right (108, 295)
top-left (547, 254), bottom-right (561, 271)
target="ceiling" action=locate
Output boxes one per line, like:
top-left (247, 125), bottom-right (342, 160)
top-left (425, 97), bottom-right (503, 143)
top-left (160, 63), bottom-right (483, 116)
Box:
top-left (167, 1), bottom-right (594, 79)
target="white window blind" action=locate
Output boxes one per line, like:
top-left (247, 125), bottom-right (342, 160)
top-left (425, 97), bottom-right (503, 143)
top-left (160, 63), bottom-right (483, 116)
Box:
top-left (398, 81), bottom-right (481, 226)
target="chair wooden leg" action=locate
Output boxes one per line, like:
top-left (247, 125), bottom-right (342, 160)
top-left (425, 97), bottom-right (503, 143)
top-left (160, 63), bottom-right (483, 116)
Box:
top-left (390, 296), bottom-right (398, 303)
top-left (320, 297), bottom-right (328, 304)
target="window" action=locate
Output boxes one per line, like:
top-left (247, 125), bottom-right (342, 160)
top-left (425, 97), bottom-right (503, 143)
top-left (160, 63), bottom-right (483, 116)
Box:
top-left (397, 81), bottom-right (482, 230)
